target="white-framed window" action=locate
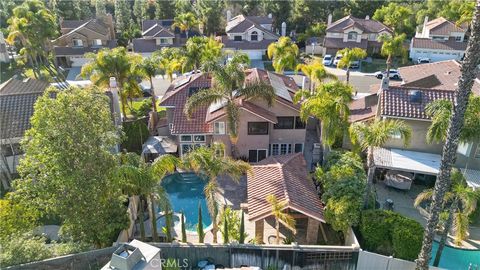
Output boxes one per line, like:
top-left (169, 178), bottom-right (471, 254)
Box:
top-left (93, 39), bottom-right (102, 46)
top-left (294, 143), bottom-right (304, 153)
top-left (180, 135), bottom-right (192, 142)
top-left (73, 39), bottom-right (83, 47)
top-left (180, 143), bottom-right (205, 155)
top-left (347, 31), bottom-right (358, 41)
top-left (270, 143), bottom-right (293, 156)
top-left (214, 122), bottom-right (226, 135)
top-left (160, 38), bottom-right (168, 44)
top-left (193, 135), bottom-right (205, 142)
top-left (248, 149), bottom-right (267, 163)
top-left (251, 31), bottom-right (258, 41)
top-left (369, 34), bottom-right (376, 41)
top-left (455, 36), bottom-right (462, 42)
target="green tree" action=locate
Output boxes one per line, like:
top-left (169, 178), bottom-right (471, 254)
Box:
top-left (223, 212), bottom-right (229, 244)
top-left (114, 0), bottom-right (131, 34)
top-left (56, 0), bottom-right (82, 20)
top-left (174, 0), bottom-right (193, 14)
top-left (349, 119), bottom-right (411, 207)
top-left (336, 47), bottom-right (367, 83)
top-left (155, 0), bottom-right (175, 20)
top-left (267, 36), bottom-right (299, 74)
top-left (138, 57), bottom-right (161, 115)
top-left (266, 194), bottom-right (296, 244)
top-left (95, 0), bottom-right (107, 17)
top-left (153, 47), bottom-right (184, 81)
top-left (181, 36), bottom-right (223, 72)
top-left (184, 54), bottom-right (275, 156)
top-left (0, 235), bottom-right (52, 267)
top-left (260, 0), bottom-right (291, 31)
top-left (181, 211), bottom-right (187, 242)
top-left (294, 81), bottom-right (353, 158)
top-left (296, 59), bottom-right (336, 91)
top-left (14, 86), bottom-right (128, 248)
top-left (415, 169), bottom-right (479, 266)
top-left (0, 198), bottom-right (39, 243)
top-left (197, 202), bottom-right (205, 243)
top-left (416, 6), bottom-right (480, 268)
top-left (195, 0), bottom-right (225, 35)
top-left (377, 33), bottom-right (407, 77)
top-left (239, 210), bottom-right (245, 244)
top-left (373, 3), bottom-right (414, 36)
top-left (172, 12), bottom-right (198, 39)
top-left (133, 0), bottom-right (148, 27)
top-left (81, 47), bottom-right (143, 117)
top-left (219, 207), bottom-right (246, 243)
top-left (182, 144), bottom-right (251, 243)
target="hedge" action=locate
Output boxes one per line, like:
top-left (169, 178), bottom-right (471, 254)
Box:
top-left (360, 210), bottom-right (423, 261)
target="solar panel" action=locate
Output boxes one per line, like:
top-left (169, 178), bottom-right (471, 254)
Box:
top-left (267, 72), bottom-right (292, 102)
top-left (174, 76), bottom-right (191, 89)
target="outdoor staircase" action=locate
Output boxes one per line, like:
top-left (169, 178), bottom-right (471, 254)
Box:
top-left (179, 173), bottom-right (201, 184)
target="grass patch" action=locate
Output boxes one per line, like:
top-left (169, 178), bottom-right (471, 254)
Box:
top-left (125, 99), bottom-right (165, 117)
top-left (361, 58), bottom-right (414, 73)
top-left (263, 61), bottom-right (295, 72)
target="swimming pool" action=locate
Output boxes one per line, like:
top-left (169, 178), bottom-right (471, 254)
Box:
top-left (430, 241), bottom-right (480, 269)
top-left (160, 172), bottom-right (212, 232)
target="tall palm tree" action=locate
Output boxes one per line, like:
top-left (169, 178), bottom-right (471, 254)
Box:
top-left (294, 81), bottom-right (353, 158)
top-left (182, 144), bottom-right (251, 243)
top-left (336, 47), bottom-right (367, 83)
top-left (377, 33), bottom-right (407, 78)
top-left (81, 47), bottom-right (143, 117)
top-left (138, 57), bottom-right (162, 126)
top-left (266, 194), bottom-right (296, 244)
top-left (184, 53), bottom-right (276, 157)
top-left (414, 169), bottom-right (479, 266)
top-left (349, 119), bottom-right (412, 207)
top-left (153, 47), bottom-right (183, 82)
top-left (267, 36), bottom-right (299, 74)
top-left (172, 12), bottom-right (198, 39)
top-left (416, 3), bottom-right (480, 268)
top-left (182, 36), bottom-right (223, 72)
top-left (296, 59), bottom-right (337, 92)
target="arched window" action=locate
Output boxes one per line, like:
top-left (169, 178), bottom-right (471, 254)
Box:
top-left (251, 31), bottom-right (258, 41)
top-left (347, 31), bottom-right (358, 41)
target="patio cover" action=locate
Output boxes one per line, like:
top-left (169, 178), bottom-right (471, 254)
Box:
top-left (373, 147), bottom-right (480, 189)
top-left (141, 136), bottom-right (177, 155)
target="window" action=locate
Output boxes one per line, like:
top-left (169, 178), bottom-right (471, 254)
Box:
top-left (271, 144), bottom-right (279, 156)
top-left (160, 38), bottom-right (168, 44)
top-left (181, 144), bottom-right (194, 155)
top-left (347, 31), bottom-right (357, 41)
top-left (270, 143), bottom-right (292, 156)
top-left (369, 34), bottom-right (376, 40)
top-left (248, 122), bottom-right (269, 135)
top-left (214, 122), bottom-right (225, 135)
top-left (249, 149), bottom-right (267, 163)
top-left (457, 142), bottom-right (473, 156)
top-left (274, 117), bottom-right (294, 129)
top-left (432, 36), bottom-right (445, 41)
top-left (234, 36), bottom-right (242, 41)
top-left (73, 39), bottom-right (83, 47)
top-left (180, 135), bottom-right (192, 142)
top-left (455, 36), bottom-right (462, 42)
top-left (251, 31), bottom-right (258, 41)
top-left (294, 143), bottom-right (303, 153)
top-left (193, 135), bottom-right (205, 142)
top-left (295, 117), bottom-right (306, 129)
top-left (93, 39), bottom-right (102, 46)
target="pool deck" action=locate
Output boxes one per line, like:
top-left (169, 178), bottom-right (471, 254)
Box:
top-left (375, 181), bottom-right (480, 250)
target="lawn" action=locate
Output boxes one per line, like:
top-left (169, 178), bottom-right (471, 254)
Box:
top-left (361, 58), bottom-right (414, 73)
top-left (125, 98), bottom-right (165, 117)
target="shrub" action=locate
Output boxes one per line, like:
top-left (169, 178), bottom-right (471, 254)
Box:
top-left (0, 235), bottom-right (52, 267)
top-left (392, 217), bottom-right (423, 260)
top-left (360, 210), bottom-right (395, 253)
top-left (121, 119), bottom-right (149, 153)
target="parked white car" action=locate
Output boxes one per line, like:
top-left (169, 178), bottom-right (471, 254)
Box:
top-left (323, 54), bottom-right (333, 66)
top-left (375, 69), bottom-right (401, 80)
top-left (350, 60), bottom-right (360, 69)
top-left (417, 57), bottom-right (431, 64)
top-left (333, 54), bottom-right (342, 66)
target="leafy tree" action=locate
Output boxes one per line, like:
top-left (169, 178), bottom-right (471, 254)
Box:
top-left (349, 119), bottom-right (411, 207)
top-left (415, 169), bottom-right (479, 265)
top-left (184, 54), bottom-right (275, 156)
top-left (260, 0), bottom-right (291, 31)
top-left (0, 198), bottom-right (39, 243)
top-left (133, 0), bottom-right (148, 27)
top-left (416, 8), bottom-right (480, 266)
top-left (0, 0), bottom-right (16, 29)
top-left (172, 12), bottom-right (198, 39)
top-left (122, 119), bottom-right (149, 153)
top-left (95, 0), bottom-right (107, 17)
top-left (181, 211), bottom-right (187, 242)
top-left (219, 207), bottom-right (246, 243)
top-left (296, 59), bottom-right (336, 91)
top-left (56, 0), bottom-right (82, 20)
top-left (239, 210), bottom-right (245, 244)
top-left (336, 47), bottom-right (367, 83)
top-left (415, 0), bottom-right (475, 26)
top-left (155, 0), bottom-right (175, 20)
top-left (267, 36), bottom-right (299, 74)
top-left (81, 47), bottom-right (143, 117)
top-left (152, 47), bottom-right (183, 81)
top-left (266, 194), bottom-right (296, 244)
top-left (373, 3), bottom-right (414, 36)
top-left (297, 23), bottom-right (327, 43)
top-left (294, 81), bottom-right (353, 158)
top-left (0, 235), bottom-right (52, 267)
top-left (174, 0), bottom-right (194, 14)
top-left (181, 36), bottom-right (223, 72)
top-left (14, 86), bottom-right (128, 248)
top-left (138, 57), bottom-right (161, 115)
top-left (114, 0), bottom-right (132, 34)
top-left (195, 0), bottom-right (225, 35)
top-left (377, 33), bottom-right (407, 76)
top-left (425, 96), bottom-right (480, 144)
top-left (197, 202), bottom-right (205, 243)
top-left (223, 212), bottom-right (229, 243)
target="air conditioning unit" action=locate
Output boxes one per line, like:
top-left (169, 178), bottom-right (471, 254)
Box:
top-left (313, 143), bottom-right (322, 149)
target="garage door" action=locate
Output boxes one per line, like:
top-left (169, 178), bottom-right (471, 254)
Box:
top-left (245, 50), bottom-right (264, 60)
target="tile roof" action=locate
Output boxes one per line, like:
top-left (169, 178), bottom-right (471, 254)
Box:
top-left (53, 40), bottom-right (117, 56)
top-left (57, 19), bottom-right (110, 39)
top-left (0, 78), bottom-right (49, 140)
top-left (247, 153), bottom-right (325, 222)
top-left (206, 99), bottom-right (278, 124)
top-left (323, 37), bottom-right (368, 49)
top-left (220, 36), bottom-right (276, 50)
top-left (226, 15), bottom-right (277, 37)
top-left (411, 37), bottom-right (468, 51)
top-left (61, 19), bottom-right (89, 29)
top-left (425, 17), bottom-right (466, 35)
top-left (380, 86), bottom-right (456, 120)
top-left (142, 20), bottom-right (174, 32)
top-left (398, 60), bottom-right (480, 94)
top-left (348, 93), bottom-right (378, 123)
top-left (248, 16), bottom-right (274, 25)
top-left (327, 15), bottom-right (392, 34)
top-left (142, 23), bottom-right (175, 38)
top-left (132, 38), bottom-right (183, 53)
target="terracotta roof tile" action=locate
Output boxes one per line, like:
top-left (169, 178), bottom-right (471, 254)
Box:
top-left (247, 153), bottom-right (325, 222)
top-left (349, 94), bottom-right (378, 123)
top-left (411, 37), bottom-right (468, 51)
top-left (327, 15), bottom-right (392, 33)
top-left (425, 17), bottom-right (466, 35)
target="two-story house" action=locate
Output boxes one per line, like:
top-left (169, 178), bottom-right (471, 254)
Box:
top-left (158, 68), bottom-right (307, 162)
top-left (53, 14), bottom-right (116, 67)
top-left (133, 19), bottom-right (190, 57)
top-left (410, 17), bottom-right (468, 62)
top-left (348, 60), bottom-right (480, 189)
top-left (323, 15), bottom-right (392, 56)
top-left (220, 14), bottom-right (279, 60)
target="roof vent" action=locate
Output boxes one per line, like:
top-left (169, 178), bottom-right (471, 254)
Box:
top-left (408, 90), bottom-right (422, 103)
top-left (110, 244), bottom-right (145, 270)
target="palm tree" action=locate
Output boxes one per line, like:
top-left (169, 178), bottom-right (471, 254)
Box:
top-left (184, 53), bottom-right (276, 157)
top-left (416, 4), bottom-right (480, 268)
top-left (267, 36), bottom-right (299, 74)
top-left (81, 47), bottom-right (143, 117)
top-left (182, 144), bottom-right (251, 243)
top-left (294, 81), bottom-right (353, 158)
top-left (349, 119), bottom-right (412, 207)
top-left (181, 36), bottom-right (223, 72)
top-left (414, 169), bottom-right (479, 266)
top-left (336, 47), bottom-right (367, 83)
top-left (266, 194), bottom-right (296, 244)
top-left (153, 47), bottom-right (183, 81)
top-left (138, 57), bottom-right (162, 125)
top-left (296, 59), bottom-right (337, 92)
top-left (377, 33), bottom-right (407, 78)
top-left (172, 12), bottom-right (198, 39)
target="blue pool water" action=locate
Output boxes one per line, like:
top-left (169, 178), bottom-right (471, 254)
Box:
top-left (160, 173), bottom-right (212, 231)
top-left (430, 241), bottom-right (480, 269)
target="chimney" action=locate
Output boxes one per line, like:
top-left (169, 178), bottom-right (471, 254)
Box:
top-left (327, 14), bottom-right (332, 26)
top-left (365, 15), bottom-right (370, 20)
top-left (110, 244), bottom-right (144, 270)
top-left (281, 22), bottom-right (287, 37)
top-left (422, 16), bottom-right (429, 36)
top-left (380, 76), bottom-right (389, 92)
top-left (268, 13), bottom-right (272, 19)
top-left (226, 10), bottom-right (232, 22)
